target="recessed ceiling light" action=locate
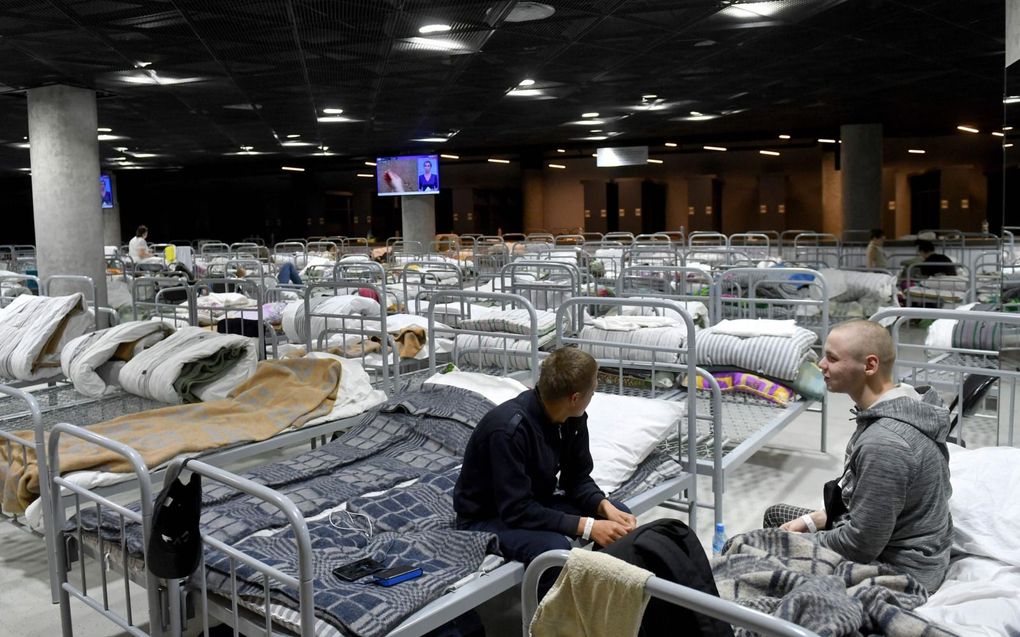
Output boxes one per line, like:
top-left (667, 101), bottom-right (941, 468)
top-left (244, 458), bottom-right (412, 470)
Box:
top-left (13, 142), bottom-right (30, 149)
top-left (778, 134), bottom-right (791, 140)
top-left (704, 145), bottom-right (727, 152)
top-left (413, 137), bottom-right (449, 143)
top-left (318, 145), bottom-right (329, 151)
top-left (506, 2), bottom-right (556, 22)
top-left (817, 138), bottom-right (837, 144)
top-left (642, 94), bottom-right (658, 100)
top-left (241, 145), bottom-right (254, 151)
top-left (365, 161), bottom-right (377, 166)
top-left (488, 158), bottom-right (511, 164)
top-left (992, 131), bottom-right (1005, 137)
top-left (1005, 126), bottom-right (1014, 131)
top-left (1006, 143), bottom-right (1015, 148)
top-left (440, 153), bottom-right (460, 159)
top-left (582, 112), bottom-right (599, 118)
top-left (647, 158), bottom-right (663, 164)
top-left (97, 127), bottom-right (112, 133)
top-left (1004, 96), bottom-right (1020, 104)
top-left (419, 23), bottom-right (451, 34)
top-left (759, 150), bottom-right (780, 156)
top-left (665, 142), bottom-right (678, 148)
top-left (684, 114), bottom-right (719, 121)
top-left (97, 134), bottom-right (122, 141)
top-left (356, 173), bottom-right (374, 178)
top-left (578, 136), bottom-right (608, 141)
top-left (548, 163), bottom-right (566, 169)
top-left (506, 88), bottom-right (545, 97)
top-left (407, 37), bottom-right (463, 50)
top-left (518, 78), bottom-right (536, 86)
top-left (135, 61), bottom-right (152, 68)
top-left (589, 129), bottom-right (602, 133)
top-left (129, 152), bottom-right (157, 158)
top-left (556, 148), bottom-right (566, 153)
top-left (114, 146), bottom-right (127, 151)
top-left (323, 108), bottom-right (344, 114)
top-left (690, 111), bottom-right (702, 116)
top-left (286, 134), bottom-right (301, 139)
top-left (908, 149), bottom-right (926, 154)
top-left (317, 116), bottom-right (356, 123)
top-left (565, 119), bottom-right (604, 126)
top-left (957, 125), bottom-right (979, 134)
top-left (282, 166), bottom-right (305, 172)
top-left (591, 153), bottom-right (597, 157)
top-left (720, 2), bottom-right (785, 19)
top-left (281, 141), bottom-right (314, 147)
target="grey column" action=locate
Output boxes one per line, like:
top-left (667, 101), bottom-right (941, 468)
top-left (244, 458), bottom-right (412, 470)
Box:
top-left (27, 85), bottom-right (108, 306)
top-left (839, 123), bottom-right (883, 232)
top-left (401, 196), bottom-right (436, 250)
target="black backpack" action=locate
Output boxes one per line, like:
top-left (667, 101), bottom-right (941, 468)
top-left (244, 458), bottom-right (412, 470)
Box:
top-left (603, 519), bottom-right (733, 637)
top-left (147, 461), bottom-right (203, 579)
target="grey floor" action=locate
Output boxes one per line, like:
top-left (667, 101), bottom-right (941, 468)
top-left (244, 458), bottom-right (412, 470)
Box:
top-left (0, 389), bottom-right (859, 637)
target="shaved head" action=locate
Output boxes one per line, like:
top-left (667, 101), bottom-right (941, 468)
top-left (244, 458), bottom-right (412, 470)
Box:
top-left (828, 320), bottom-right (895, 377)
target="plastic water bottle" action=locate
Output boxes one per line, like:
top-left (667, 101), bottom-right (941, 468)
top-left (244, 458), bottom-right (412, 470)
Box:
top-left (712, 522), bottom-right (727, 556)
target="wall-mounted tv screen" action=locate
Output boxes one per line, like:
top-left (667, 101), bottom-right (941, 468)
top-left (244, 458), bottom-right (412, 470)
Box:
top-left (376, 154), bottom-right (439, 196)
top-left (99, 174), bottom-right (114, 209)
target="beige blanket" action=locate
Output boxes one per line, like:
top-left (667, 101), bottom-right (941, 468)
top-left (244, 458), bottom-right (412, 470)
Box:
top-left (0, 357), bottom-right (341, 514)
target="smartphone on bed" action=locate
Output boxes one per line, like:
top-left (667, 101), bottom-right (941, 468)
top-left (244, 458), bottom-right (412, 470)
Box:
top-left (332, 557), bottom-right (383, 582)
top-left (373, 564), bottom-right (423, 587)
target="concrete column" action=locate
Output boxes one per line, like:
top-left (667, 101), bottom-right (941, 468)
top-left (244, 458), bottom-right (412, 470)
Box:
top-left (1008, 0), bottom-right (1020, 66)
top-left (820, 151), bottom-right (842, 236)
top-left (27, 85), bottom-right (107, 306)
top-left (400, 195), bottom-right (436, 250)
top-left (840, 123), bottom-right (883, 233)
top-left (103, 172), bottom-right (122, 246)
top-left (522, 168), bottom-right (545, 233)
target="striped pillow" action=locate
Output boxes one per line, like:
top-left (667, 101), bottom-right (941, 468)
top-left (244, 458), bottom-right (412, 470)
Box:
top-left (694, 326), bottom-right (817, 381)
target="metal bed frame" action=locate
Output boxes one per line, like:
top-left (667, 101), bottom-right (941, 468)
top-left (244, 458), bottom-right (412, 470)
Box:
top-left (49, 297), bottom-right (704, 637)
top-left (521, 549), bottom-right (819, 637)
top-left (872, 306), bottom-right (1020, 448)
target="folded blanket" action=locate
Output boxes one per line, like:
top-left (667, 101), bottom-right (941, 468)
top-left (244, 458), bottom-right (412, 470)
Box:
top-left (591, 315), bottom-right (680, 332)
top-left (711, 319), bottom-right (796, 338)
top-left (0, 357), bottom-right (341, 514)
top-left (60, 321), bottom-right (173, 397)
top-left (694, 326), bottom-right (817, 381)
top-left (119, 326), bottom-right (257, 403)
top-left (713, 529), bottom-right (955, 637)
top-left (532, 548), bottom-right (652, 637)
top-left (0, 293), bottom-right (95, 381)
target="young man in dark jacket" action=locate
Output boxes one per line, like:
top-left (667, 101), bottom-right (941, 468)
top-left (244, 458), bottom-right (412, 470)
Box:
top-left (454, 348), bottom-right (637, 563)
top-left (763, 320), bottom-right (953, 592)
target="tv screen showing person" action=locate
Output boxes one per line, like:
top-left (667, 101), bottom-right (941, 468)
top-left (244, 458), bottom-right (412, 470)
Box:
top-left (376, 154), bottom-right (439, 196)
top-left (418, 158), bottom-right (438, 192)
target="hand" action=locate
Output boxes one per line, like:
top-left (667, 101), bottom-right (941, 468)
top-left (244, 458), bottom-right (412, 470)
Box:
top-left (383, 170), bottom-right (405, 193)
top-left (780, 509), bottom-right (826, 533)
top-left (598, 500), bottom-right (637, 531)
top-left (589, 519), bottom-right (631, 547)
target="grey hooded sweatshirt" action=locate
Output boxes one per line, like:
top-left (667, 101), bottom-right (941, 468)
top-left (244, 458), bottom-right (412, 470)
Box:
top-left (814, 385), bottom-right (953, 592)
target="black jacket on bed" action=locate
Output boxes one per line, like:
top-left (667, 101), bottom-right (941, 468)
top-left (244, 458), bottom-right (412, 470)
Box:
top-left (453, 388), bottom-right (606, 536)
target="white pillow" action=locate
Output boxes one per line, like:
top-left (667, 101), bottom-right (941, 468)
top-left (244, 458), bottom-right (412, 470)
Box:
top-left (948, 444), bottom-right (1020, 567)
top-left (585, 393), bottom-right (685, 494)
top-left (423, 370), bottom-right (528, 406)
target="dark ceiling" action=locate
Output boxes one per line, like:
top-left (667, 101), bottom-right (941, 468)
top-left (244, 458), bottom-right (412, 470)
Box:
top-left (0, 0), bottom-right (1006, 172)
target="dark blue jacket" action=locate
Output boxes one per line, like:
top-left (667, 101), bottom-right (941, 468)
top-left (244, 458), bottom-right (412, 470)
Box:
top-left (453, 388), bottom-right (606, 535)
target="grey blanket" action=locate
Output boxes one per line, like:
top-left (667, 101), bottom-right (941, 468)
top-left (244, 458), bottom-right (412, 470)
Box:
top-left (73, 385), bottom-right (492, 556)
top-left (713, 530), bottom-right (958, 637)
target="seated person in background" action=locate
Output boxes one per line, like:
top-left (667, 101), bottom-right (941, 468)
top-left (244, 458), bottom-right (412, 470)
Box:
top-left (762, 320), bottom-right (953, 592)
top-left (454, 348), bottom-right (637, 564)
top-left (866, 228), bottom-right (889, 269)
top-left (906, 239), bottom-right (957, 279)
top-left (128, 225), bottom-right (153, 260)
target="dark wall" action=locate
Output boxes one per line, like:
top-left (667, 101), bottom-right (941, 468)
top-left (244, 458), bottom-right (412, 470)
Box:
top-left (1, 175), bottom-right (36, 244)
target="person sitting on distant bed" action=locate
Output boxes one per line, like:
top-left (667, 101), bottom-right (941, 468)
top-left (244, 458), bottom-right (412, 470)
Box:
top-left (453, 348), bottom-right (637, 565)
top-left (128, 225), bottom-right (153, 261)
top-left (761, 320), bottom-right (953, 592)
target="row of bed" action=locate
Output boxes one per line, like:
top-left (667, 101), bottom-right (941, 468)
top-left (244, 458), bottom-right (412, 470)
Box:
top-left (0, 236), bottom-right (1018, 636)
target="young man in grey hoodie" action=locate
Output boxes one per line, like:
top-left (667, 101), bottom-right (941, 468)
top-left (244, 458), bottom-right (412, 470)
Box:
top-left (762, 320), bottom-right (953, 592)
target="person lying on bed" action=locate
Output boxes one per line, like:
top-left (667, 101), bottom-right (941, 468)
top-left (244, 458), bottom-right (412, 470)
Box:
top-left (762, 319), bottom-right (953, 592)
top-left (453, 348), bottom-right (637, 564)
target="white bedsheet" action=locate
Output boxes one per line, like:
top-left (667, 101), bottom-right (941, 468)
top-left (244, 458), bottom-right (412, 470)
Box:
top-left (916, 555), bottom-right (1020, 636)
